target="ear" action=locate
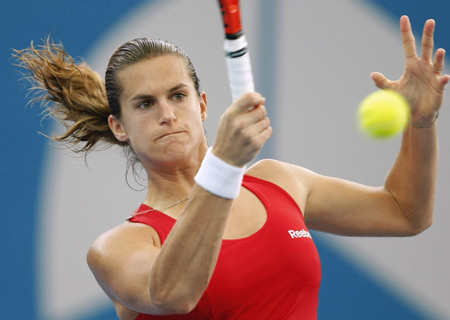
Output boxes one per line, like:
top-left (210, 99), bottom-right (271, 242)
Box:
top-left (199, 91), bottom-right (208, 121)
top-left (108, 115), bottom-right (128, 142)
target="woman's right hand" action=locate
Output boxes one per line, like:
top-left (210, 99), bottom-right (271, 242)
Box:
top-left (212, 92), bottom-right (272, 167)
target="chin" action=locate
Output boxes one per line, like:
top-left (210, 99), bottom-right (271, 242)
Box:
top-left (159, 143), bottom-right (193, 161)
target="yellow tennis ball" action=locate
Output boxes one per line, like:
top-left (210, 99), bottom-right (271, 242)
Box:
top-left (358, 89), bottom-right (410, 139)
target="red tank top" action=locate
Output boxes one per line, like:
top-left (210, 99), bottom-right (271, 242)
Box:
top-left (129, 175), bottom-right (321, 319)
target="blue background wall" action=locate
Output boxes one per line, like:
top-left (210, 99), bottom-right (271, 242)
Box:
top-left (1, 1), bottom-right (449, 319)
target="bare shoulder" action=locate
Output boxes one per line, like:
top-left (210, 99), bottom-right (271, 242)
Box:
top-left (247, 158), bottom-right (315, 186)
top-left (86, 222), bottom-right (161, 298)
top-left (87, 222), bottom-right (159, 271)
top-left (246, 159), bottom-right (316, 213)
top-left (86, 222), bottom-right (162, 317)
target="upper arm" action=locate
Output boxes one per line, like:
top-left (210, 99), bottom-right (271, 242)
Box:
top-left (301, 168), bottom-right (428, 236)
top-left (303, 172), bottom-right (411, 236)
top-left (248, 159), bottom-right (420, 236)
top-left (86, 223), bottom-right (164, 314)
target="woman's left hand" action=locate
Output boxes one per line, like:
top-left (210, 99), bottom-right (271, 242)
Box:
top-left (371, 15), bottom-right (450, 124)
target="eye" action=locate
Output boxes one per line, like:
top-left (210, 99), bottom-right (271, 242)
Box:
top-left (172, 92), bottom-right (186, 101)
top-left (137, 100), bottom-right (154, 109)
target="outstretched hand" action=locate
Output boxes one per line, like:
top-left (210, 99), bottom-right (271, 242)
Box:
top-left (371, 15), bottom-right (450, 123)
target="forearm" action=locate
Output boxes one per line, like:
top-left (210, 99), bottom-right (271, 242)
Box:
top-left (385, 121), bottom-right (438, 232)
top-left (149, 185), bottom-right (232, 313)
top-left (147, 93), bottom-right (270, 313)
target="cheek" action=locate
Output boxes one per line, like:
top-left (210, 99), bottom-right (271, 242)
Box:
top-left (192, 118), bottom-right (206, 141)
top-left (181, 112), bottom-right (203, 140)
top-left (123, 117), bottom-right (154, 143)
top-left (190, 108), bottom-right (205, 129)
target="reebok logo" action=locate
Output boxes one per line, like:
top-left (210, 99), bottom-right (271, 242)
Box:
top-left (288, 229), bottom-right (312, 239)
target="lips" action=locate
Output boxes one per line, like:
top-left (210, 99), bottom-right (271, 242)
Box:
top-left (156, 131), bottom-right (185, 140)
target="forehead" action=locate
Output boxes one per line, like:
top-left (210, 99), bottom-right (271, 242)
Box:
top-left (118, 55), bottom-right (192, 95)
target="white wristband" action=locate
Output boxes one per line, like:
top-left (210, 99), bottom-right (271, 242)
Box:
top-left (195, 147), bottom-right (245, 199)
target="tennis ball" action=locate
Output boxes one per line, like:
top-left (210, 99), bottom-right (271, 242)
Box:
top-left (358, 89), bottom-right (410, 139)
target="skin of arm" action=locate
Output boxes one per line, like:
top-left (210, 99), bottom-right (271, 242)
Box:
top-left (87, 186), bottom-right (233, 315)
top-left (255, 16), bottom-right (448, 237)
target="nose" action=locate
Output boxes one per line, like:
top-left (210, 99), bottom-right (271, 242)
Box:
top-left (158, 101), bottom-right (176, 125)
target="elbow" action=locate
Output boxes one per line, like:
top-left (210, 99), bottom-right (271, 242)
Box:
top-left (148, 261), bottom-right (208, 314)
top-left (404, 214), bottom-right (434, 236)
top-left (151, 292), bottom-right (198, 315)
top-left (415, 218), bottom-right (434, 235)
top-left (175, 303), bottom-right (197, 315)
top-left (150, 281), bottom-right (202, 315)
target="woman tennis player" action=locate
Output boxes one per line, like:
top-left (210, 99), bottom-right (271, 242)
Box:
top-left (15, 15), bottom-right (448, 319)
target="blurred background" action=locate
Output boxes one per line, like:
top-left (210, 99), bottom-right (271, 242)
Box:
top-left (1, 0), bottom-right (449, 319)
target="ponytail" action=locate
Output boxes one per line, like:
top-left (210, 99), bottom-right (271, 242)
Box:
top-left (15, 37), bottom-right (201, 184)
top-left (13, 37), bottom-right (123, 153)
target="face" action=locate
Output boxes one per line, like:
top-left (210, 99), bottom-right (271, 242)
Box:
top-left (109, 55), bottom-right (208, 170)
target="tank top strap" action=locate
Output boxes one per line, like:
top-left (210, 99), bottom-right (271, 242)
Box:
top-left (128, 204), bottom-right (176, 243)
top-left (127, 175), bottom-right (298, 243)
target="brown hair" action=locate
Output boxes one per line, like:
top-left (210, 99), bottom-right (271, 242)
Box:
top-left (107, 38), bottom-right (201, 118)
top-left (14, 37), bottom-right (201, 154)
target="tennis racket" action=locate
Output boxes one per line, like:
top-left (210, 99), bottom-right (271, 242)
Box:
top-left (217, 0), bottom-right (255, 102)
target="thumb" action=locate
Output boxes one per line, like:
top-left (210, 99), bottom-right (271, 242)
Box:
top-left (371, 72), bottom-right (392, 89)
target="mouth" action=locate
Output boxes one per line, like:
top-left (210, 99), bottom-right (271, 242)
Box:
top-left (156, 131), bottom-right (185, 140)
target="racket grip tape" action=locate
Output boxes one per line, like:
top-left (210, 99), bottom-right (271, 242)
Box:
top-left (224, 36), bottom-right (255, 102)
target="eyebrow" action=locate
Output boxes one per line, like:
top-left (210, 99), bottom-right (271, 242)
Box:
top-left (129, 83), bottom-right (190, 103)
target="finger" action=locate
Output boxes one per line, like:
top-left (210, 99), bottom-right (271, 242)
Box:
top-left (421, 19), bottom-right (435, 62)
top-left (251, 104), bottom-right (268, 120)
top-left (238, 104), bottom-right (268, 128)
top-left (436, 50), bottom-right (450, 89)
top-left (432, 48), bottom-right (446, 73)
top-left (231, 92), bottom-right (264, 114)
top-left (247, 119), bottom-right (272, 150)
top-left (255, 125), bottom-right (273, 146)
top-left (250, 114), bottom-right (271, 135)
top-left (400, 15), bottom-right (417, 59)
top-left (441, 74), bottom-right (450, 88)
top-left (370, 72), bottom-right (393, 89)
top-left (236, 104), bottom-right (270, 136)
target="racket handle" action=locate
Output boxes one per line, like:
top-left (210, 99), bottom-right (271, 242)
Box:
top-left (224, 35), bottom-right (255, 102)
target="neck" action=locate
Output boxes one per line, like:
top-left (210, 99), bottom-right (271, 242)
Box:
top-left (143, 143), bottom-right (208, 208)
